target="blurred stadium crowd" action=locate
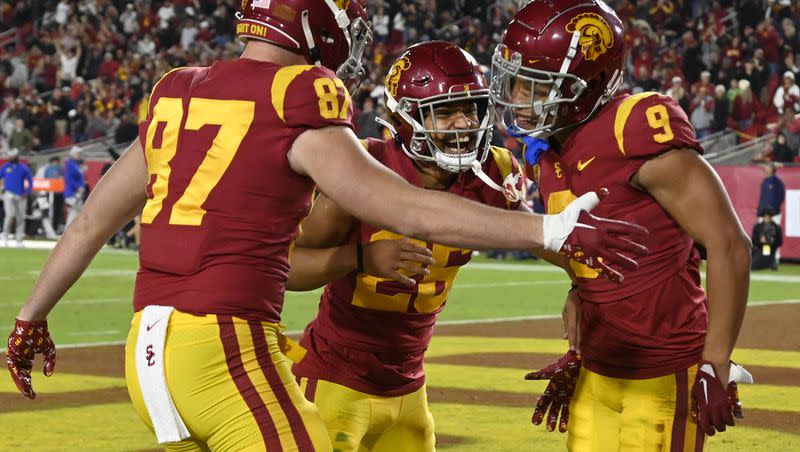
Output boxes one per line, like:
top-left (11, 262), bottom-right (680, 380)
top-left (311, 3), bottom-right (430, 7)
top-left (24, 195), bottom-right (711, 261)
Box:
top-left (0, 0), bottom-right (799, 161)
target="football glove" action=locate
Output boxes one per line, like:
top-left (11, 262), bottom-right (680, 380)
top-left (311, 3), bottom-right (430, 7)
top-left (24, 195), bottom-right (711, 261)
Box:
top-left (691, 360), bottom-right (753, 436)
top-left (6, 318), bottom-right (56, 399)
top-left (542, 189), bottom-right (649, 284)
top-left (525, 350), bottom-right (582, 433)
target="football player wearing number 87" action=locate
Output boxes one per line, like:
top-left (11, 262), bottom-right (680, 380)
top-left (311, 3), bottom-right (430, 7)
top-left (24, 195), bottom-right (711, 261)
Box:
top-left (6, 1), bottom-right (647, 451)
top-left (491, 0), bottom-right (754, 450)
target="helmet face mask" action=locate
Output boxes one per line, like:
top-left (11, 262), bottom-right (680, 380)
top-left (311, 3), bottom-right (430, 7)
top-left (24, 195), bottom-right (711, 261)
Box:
top-left (383, 41), bottom-right (493, 174)
top-left (236, 0), bottom-right (372, 88)
top-left (335, 15), bottom-right (372, 88)
top-left (489, 0), bottom-right (625, 139)
top-left (492, 46), bottom-right (589, 138)
top-left (399, 92), bottom-right (492, 173)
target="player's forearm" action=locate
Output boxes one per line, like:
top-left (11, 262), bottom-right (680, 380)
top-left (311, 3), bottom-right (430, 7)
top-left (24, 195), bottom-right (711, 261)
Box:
top-left (530, 248), bottom-right (576, 281)
top-left (19, 141), bottom-right (146, 321)
top-left (295, 127), bottom-right (544, 251)
top-left (18, 212), bottom-right (111, 320)
top-left (392, 190), bottom-right (543, 250)
top-left (286, 245), bottom-right (356, 291)
top-left (701, 233), bottom-right (752, 368)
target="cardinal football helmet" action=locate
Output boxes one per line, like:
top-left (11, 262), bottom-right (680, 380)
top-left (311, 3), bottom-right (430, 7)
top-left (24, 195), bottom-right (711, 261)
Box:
top-left (381, 41), bottom-right (492, 173)
top-left (491, 0), bottom-right (625, 138)
top-left (236, 0), bottom-right (372, 85)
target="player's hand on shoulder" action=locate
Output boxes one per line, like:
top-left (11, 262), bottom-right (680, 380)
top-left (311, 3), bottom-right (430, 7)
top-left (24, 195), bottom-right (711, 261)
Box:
top-left (362, 238), bottom-right (435, 287)
top-left (542, 189), bottom-right (649, 284)
top-left (524, 350), bottom-right (582, 433)
top-left (6, 318), bottom-right (56, 399)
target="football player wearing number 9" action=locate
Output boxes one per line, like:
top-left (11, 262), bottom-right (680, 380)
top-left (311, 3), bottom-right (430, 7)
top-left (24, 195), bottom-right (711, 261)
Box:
top-left (491, 1), bottom-right (753, 450)
top-left (5, 1), bottom-right (647, 451)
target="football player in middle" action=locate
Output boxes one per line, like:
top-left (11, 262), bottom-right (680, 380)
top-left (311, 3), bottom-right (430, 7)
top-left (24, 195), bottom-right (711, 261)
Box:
top-left (284, 41), bottom-right (627, 452)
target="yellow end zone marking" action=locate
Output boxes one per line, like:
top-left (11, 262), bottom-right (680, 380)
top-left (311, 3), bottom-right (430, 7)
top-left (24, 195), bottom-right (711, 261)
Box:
top-left (426, 364), bottom-right (800, 413)
top-left (0, 373), bottom-right (125, 394)
top-left (429, 337), bottom-right (800, 369)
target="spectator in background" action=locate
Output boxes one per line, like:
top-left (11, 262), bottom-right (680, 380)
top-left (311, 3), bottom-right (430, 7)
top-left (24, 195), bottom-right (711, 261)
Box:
top-left (773, 71), bottom-right (800, 115)
top-left (356, 97), bottom-right (381, 139)
top-left (771, 132), bottom-right (796, 163)
top-left (8, 118), bottom-right (36, 153)
top-left (98, 52), bottom-right (120, 82)
top-left (373, 6), bottom-right (390, 43)
top-left (756, 19), bottom-right (783, 76)
top-left (778, 51), bottom-right (800, 83)
top-left (64, 146), bottom-right (85, 227)
top-left (757, 164), bottom-right (785, 224)
top-left (751, 208), bottom-right (782, 271)
top-left (114, 113), bottom-right (139, 144)
top-left (665, 76), bottom-right (689, 112)
top-left (56, 42), bottom-right (80, 87)
top-left (776, 107), bottom-right (800, 157)
top-left (690, 85), bottom-right (715, 138)
top-left (713, 84), bottom-right (730, 132)
top-left (38, 156), bottom-right (64, 238)
top-left (692, 70), bottom-right (714, 96)
top-left (0, 149), bottom-right (32, 247)
top-left (731, 79), bottom-right (759, 132)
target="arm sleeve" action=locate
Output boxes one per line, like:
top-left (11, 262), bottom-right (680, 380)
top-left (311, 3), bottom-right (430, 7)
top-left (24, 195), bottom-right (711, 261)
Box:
top-left (615, 92), bottom-right (703, 181)
top-left (774, 88), bottom-right (784, 110)
top-left (24, 166), bottom-right (33, 193)
top-left (272, 65), bottom-right (354, 133)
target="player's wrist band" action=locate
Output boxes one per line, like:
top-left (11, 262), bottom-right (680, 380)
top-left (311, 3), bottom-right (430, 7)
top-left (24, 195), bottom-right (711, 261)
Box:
top-left (356, 243), bottom-right (364, 273)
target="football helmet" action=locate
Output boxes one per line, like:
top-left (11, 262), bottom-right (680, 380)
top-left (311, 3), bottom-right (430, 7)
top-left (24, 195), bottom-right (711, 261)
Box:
top-left (491, 0), bottom-right (625, 138)
top-left (236, 0), bottom-right (372, 85)
top-left (380, 41), bottom-right (492, 173)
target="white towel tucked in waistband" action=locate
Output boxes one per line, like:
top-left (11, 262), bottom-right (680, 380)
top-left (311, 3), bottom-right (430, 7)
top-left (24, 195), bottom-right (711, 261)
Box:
top-left (135, 305), bottom-right (191, 444)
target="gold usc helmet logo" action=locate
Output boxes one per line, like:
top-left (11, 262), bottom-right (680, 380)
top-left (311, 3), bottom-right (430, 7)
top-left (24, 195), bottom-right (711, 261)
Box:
top-left (335, 0), bottom-right (351, 10)
top-left (386, 57), bottom-right (411, 98)
top-left (566, 13), bottom-right (614, 62)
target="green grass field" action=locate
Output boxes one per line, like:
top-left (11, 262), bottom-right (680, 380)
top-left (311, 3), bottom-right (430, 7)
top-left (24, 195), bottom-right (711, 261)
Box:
top-left (3, 247), bottom-right (798, 347)
top-left (1, 246), bottom-right (799, 451)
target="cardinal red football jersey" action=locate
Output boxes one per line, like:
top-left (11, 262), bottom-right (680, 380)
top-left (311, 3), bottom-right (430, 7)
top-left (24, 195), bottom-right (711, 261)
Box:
top-left (534, 92), bottom-right (707, 378)
top-left (133, 60), bottom-right (354, 323)
top-left (293, 138), bottom-right (522, 396)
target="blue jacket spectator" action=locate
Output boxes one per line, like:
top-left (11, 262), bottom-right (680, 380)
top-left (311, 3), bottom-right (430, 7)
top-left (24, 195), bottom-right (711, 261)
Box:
top-left (64, 148), bottom-right (85, 199)
top-left (757, 165), bottom-right (785, 217)
top-left (44, 157), bottom-right (64, 179)
top-left (0, 153), bottom-right (33, 196)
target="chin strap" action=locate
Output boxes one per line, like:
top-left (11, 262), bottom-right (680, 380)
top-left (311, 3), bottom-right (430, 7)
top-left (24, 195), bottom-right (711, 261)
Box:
top-left (375, 116), bottom-right (398, 137)
top-left (470, 159), bottom-right (523, 203)
top-left (300, 10), bottom-right (321, 65)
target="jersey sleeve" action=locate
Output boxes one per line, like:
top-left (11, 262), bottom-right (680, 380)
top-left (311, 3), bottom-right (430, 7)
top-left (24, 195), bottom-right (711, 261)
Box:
top-left (613, 92), bottom-right (703, 179)
top-left (271, 65), bottom-right (354, 131)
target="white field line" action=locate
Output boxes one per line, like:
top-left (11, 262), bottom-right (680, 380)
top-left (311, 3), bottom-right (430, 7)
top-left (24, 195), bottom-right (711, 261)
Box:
top-left (464, 262), bottom-right (800, 283)
top-left (1, 298), bottom-right (796, 354)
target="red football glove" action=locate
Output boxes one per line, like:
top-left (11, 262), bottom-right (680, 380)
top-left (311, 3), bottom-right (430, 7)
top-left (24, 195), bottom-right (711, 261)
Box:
top-left (543, 189), bottom-right (649, 284)
top-left (6, 318), bottom-right (56, 399)
top-left (524, 351), bottom-right (582, 433)
top-left (691, 360), bottom-right (736, 436)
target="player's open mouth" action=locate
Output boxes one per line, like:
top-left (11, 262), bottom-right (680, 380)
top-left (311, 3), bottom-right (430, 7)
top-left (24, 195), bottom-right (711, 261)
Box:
top-left (515, 114), bottom-right (536, 130)
top-left (442, 135), bottom-right (475, 155)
